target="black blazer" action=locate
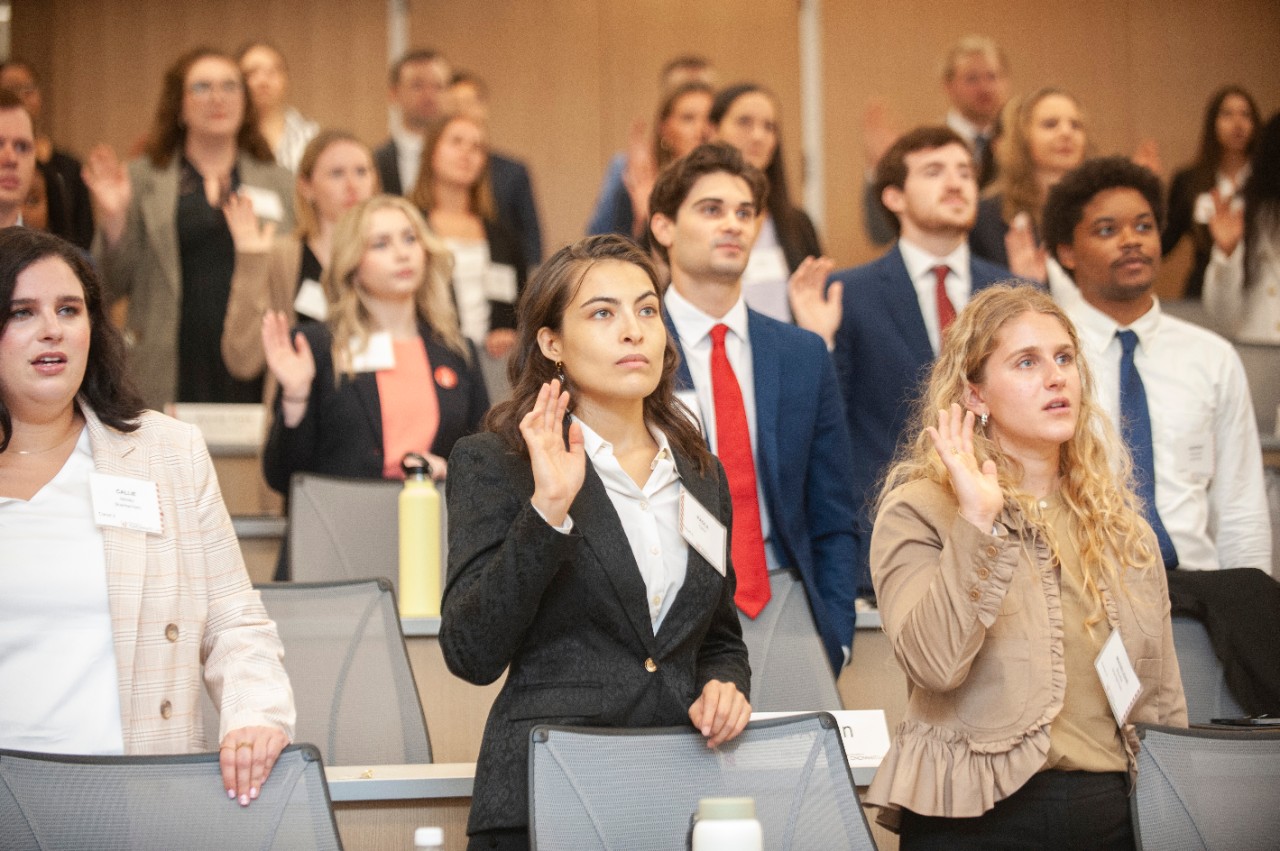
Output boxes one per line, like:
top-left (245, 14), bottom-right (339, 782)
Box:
top-left (1162, 167), bottom-right (1215, 298)
top-left (968, 194), bottom-right (1013, 269)
top-left (373, 139), bottom-right (403, 195)
top-left (440, 432), bottom-right (750, 836)
top-left (261, 320), bottom-right (489, 494)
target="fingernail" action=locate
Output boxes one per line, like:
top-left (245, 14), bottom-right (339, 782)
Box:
top-left (250, 787), bottom-right (259, 800)
top-left (227, 789), bottom-right (236, 799)
top-left (239, 793), bottom-right (249, 807)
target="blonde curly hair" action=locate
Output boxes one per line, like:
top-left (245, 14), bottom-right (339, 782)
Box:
top-left (879, 283), bottom-right (1157, 623)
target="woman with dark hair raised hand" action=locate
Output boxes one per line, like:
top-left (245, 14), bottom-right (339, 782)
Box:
top-left (440, 234), bottom-right (750, 851)
top-left (83, 47), bottom-right (295, 409)
top-left (0, 228), bottom-right (294, 807)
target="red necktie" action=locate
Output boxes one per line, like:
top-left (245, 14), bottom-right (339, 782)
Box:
top-left (934, 265), bottom-right (956, 336)
top-left (708, 324), bottom-right (770, 618)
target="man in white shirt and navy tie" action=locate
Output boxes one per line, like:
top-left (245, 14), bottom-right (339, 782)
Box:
top-left (1044, 156), bottom-right (1271, 574)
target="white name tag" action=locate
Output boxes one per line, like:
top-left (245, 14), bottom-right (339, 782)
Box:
top-left (679, 487), bottom-right (726, 576)
top-left (90, 473), bottom-right (163, 535)
top-left (751, 710), bottom-right (890, 782)
top-left (1175, 433), bottom-right (1214, 479)
top-left (293, 278), bottom-right (328, 321)
top-left (236, 184), bottom-right (286, 223)
top-left (350, 330), bottom-right (396, 372)
top-left (483, 263), bottom-right (518, 303)
top-left (1095, 628), bottom-right (1143, 726)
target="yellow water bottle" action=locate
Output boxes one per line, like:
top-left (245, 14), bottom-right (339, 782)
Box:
top-left (399, 453), bottom-right (441, 618)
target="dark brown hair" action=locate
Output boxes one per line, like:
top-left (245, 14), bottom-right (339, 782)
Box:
top-left (0, 228), bottom-right (144, 450)
top-left (647, 142), bottom-right (768, 263)
top-left (143, 47), bottom-right (273, 168)
top-left (873, 125), bottom-right (974, 236)
top-left (1188, 86), bottom-right (1261, 189)
top-left (388, 48), bottom-right (446, 89)
top-left (484, 234), bottom-right (713, 473)
top-left (410, 113), bottom-right (495, 220)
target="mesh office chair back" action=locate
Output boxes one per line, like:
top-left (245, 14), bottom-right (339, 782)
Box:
top-left (529, 713), bottom-right (874, 851)
top-left (0, 744), bottom-right (342, 851)
top-left (205, 579), bottom-right (432, 766)
top-left (288, 473), bottom-right (402, 588)
top-left (1132, 723), bottom-right (1280, 851)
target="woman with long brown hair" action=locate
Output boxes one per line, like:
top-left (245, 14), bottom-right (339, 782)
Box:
top-left (84, 47), bottom-right (295, 409)
top-left (440, 234), bottom-right (750, 851)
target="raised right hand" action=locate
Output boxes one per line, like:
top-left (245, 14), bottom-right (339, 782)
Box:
top-left (1004, 212), bottom-right (1047, 283)
top-left (519, 379), bottom-right (584, 527)
top-left (1207, 189), bottom-right (1244, 256)
top-left (223, 192), bottom-right (277, 254)
top-left (927, 403), bottom-right (1003, 531)
top-left (82, 145), bottom-right (132, 246)
top-left (261, 310), bottom-right (315, 399)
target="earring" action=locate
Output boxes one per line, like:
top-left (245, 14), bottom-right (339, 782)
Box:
top-left (980, 412), bottom-right (989, 428)
top-left (555, 361), bottom-right (567, 385)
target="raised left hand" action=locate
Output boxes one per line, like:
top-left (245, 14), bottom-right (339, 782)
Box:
top-left (787, 256), bottom-right (840, 347)
top-left (688, 679), bottom-right (751, 748)
top-left (219, 725), bottom-right (289, 807)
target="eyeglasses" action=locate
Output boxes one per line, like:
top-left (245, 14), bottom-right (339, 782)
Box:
top-left (187, 80), bottom-right (242, 98)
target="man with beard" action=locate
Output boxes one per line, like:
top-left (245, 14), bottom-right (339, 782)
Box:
top-left (831, 126), bottom-right (1010, 606)
top-left (1046, 157), bottom-right (1270, 573)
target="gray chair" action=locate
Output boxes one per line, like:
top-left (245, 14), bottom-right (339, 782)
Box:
top-left (529, 713), bottom-right (874, 851)
top-left (288, 472), bottom-right (448, 592)
top-left (740, 570), bottom-right (843, 711)
top-left (1132, 723), bottom-right (1280, 851)
top-left (204, 579), bottom-right (431, 766)
top-left (0, 744), bottom-right (342, 851)
top-left (1171, 615), bottom-right (1246, 724)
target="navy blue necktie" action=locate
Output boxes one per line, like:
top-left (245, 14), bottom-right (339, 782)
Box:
top-left (1117, 330), bottom-right (1178, 568)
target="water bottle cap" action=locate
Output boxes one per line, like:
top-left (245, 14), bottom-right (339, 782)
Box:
top-left (414, 826), bottom-right (444, 846)
top-left (401, 452), bottom-right (432, 480)
top-left (697, 797), bottom-right (756, 820)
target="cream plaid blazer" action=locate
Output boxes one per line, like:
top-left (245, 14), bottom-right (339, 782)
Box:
top-left (85, 404), bottom-right (295, 753)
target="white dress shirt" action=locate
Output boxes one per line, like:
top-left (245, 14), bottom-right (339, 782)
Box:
top-left (535, 420), bottom-right (687, 630)
top-left (899, 238), bottom-right (974, 355)
top-left (274, 106), bottom-right (320, 174)
top-left (1203, 208), bottom-right (1280, 345)
top-left (0, 428), bottom-right (125, 754)
top-left (392, 126), bottom-right (425, 194)
top-left (664, 286), bottom-right (782, 567)
top-left (1065, 296), bottom-right (1272, 573)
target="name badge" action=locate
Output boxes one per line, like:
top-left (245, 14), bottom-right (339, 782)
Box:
top-left (236, 184), bottom-right (286, 223)
top-left (483, 263), bottom-right (518, 303)
top-left (293, 278), bottom-right (328, 321)
top-left (1175, 433), bottom-right (1214, 480)
top-left (90, 473), bottom-right (163, 535)
top-left (350, 330), bottom-right (396, 372)
top-left (1095, 628), bottom-right (1142, 726)
top-left (679, 487), bottom-right (726, 576)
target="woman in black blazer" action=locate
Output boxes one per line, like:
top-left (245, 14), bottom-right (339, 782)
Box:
top-left (260, 194), bottom-right (488, 495)
top-left (440, 235), bottom-right (751, 851)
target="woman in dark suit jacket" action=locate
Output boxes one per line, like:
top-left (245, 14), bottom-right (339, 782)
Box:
top-left (440, 235), bottom-right (751, 851)
top-left (260, 194), bottom-right (487, 495)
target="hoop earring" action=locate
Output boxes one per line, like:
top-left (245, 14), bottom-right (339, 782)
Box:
top-left (980, 412), bottom-right (989, 428)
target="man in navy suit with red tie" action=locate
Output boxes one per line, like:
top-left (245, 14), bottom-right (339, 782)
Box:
top-left (830, 126), bottom-right (1011, 605)
top-left (649, 143), bottom-right (857, 691)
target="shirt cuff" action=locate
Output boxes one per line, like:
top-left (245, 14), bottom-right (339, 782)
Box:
top-left (531, 500), bottom-right (574, 534)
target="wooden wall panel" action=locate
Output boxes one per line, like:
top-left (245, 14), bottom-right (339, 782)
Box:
top-left (13, 0), bottom-right (1280, 277)
top-left (11, 0), bottom-right (387, 161)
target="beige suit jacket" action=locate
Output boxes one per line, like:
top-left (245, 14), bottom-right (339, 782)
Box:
top-left (86, 404), bottom-right (294, 753)
top-left (93, 153), bottom-right (295, 410)
top-left (221, 235), bottom-right (304, 408)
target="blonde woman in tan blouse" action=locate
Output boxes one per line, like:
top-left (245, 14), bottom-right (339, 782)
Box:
top-left (868, 284), bottom-right (1186, 849)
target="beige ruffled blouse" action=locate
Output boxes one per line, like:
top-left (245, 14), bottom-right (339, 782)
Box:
top-left (865, 478), bottom-right (1187, 830)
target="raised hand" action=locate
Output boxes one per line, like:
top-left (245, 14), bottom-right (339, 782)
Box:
top-left (82, 144), bottom-right (132, 246)
top-left (862, 98), bottom-right (902, 167)
top-left (1005, 212), bottom-right (1047, 283)
top-left (261, 310), bottom-right (315, 403)
top-left (223, 192), bottom-right (277, 254)
top-left (1207, 189), bottom-right (1244, 256)
top-left (927, 403), bottom-right (1003, 531)
top-left (1131, 138), bottom-right (1165, 181)
top-left (519, 379), bottom-right (585, 527)
top-left (622, 117), bottom-right (658, 240)
top-left (787, 256), bottom-right (840, 347)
